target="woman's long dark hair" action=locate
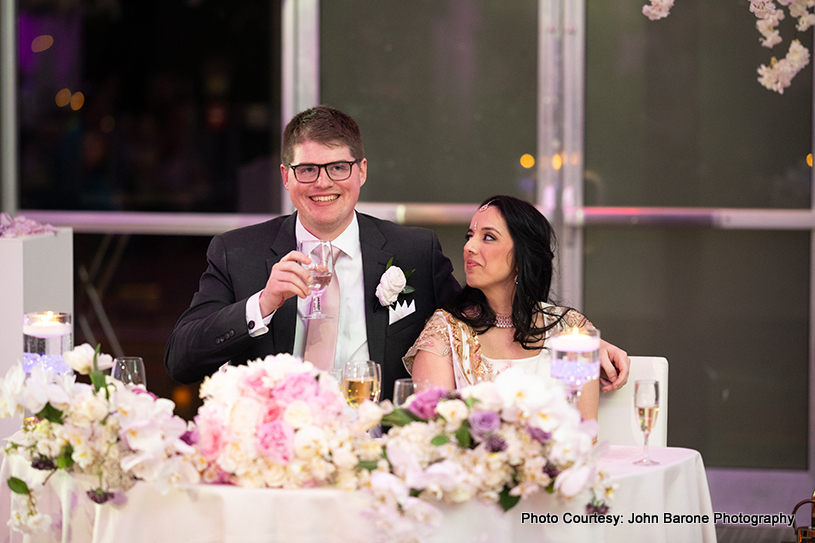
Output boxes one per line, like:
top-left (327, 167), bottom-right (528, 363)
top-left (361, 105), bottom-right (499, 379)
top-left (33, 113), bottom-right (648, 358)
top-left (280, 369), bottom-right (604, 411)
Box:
top-left (443, 195), bottom-right (571, 349)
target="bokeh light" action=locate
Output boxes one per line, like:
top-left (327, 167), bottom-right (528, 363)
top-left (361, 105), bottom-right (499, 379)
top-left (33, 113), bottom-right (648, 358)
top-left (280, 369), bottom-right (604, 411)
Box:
top-left (70, 92), bottom-right (85, 111)
top-left (55, 88), bottom-right (71, 107)
top-left (520, 153), bottom-right (535, 169)
top-left (31, 35), bottom-right (54, 53)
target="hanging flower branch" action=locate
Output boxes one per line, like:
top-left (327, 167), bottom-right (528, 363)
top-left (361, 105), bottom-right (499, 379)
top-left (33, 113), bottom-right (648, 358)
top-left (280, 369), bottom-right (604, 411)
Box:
top-left (642, 0), bottom-right (813, 93)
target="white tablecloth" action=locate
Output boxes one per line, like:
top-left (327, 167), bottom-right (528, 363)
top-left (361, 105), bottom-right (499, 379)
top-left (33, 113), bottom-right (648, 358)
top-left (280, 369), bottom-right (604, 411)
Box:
top-left (0, 446), bottom-right (716, 543)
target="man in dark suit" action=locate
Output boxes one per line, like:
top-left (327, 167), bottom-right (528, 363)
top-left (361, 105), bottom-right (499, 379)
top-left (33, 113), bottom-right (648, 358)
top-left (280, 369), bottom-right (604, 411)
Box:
top-left (165, 106), bottom-right (629, 399)
top-left (165, 106), bottom-right (460, 400)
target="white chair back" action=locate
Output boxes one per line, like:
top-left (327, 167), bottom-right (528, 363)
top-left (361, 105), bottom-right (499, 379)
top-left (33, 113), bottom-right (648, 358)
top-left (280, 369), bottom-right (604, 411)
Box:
top-left (597, 356), bottom-right (669, 447)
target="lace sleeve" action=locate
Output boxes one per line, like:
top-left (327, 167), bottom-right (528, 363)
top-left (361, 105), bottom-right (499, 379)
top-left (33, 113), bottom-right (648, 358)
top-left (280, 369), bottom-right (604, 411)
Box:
top-left (542, 304), bottom-right (591, 330)
top-left (562, 308), bottom-right (590, 329)
top-left (402, 310), bottom-right (454, 375)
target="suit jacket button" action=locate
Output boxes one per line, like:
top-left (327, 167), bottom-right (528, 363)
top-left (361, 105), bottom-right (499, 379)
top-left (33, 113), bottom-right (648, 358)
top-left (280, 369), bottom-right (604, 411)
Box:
top-left (229, 330), bottom-right (235, 337)
top-left (215, 338), bottom-right (221, 344)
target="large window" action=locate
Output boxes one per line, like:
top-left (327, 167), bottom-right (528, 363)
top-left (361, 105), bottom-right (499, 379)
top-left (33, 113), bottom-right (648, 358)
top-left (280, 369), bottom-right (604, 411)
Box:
top-left (18, 0), bottom-right (281, 213)
top-left (584, 0), bottom-right (811, 469)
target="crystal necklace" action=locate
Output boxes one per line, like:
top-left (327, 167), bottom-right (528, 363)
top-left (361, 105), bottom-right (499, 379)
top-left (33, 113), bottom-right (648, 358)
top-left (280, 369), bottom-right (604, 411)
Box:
top-left (494, 313), bottom-right (513, 328)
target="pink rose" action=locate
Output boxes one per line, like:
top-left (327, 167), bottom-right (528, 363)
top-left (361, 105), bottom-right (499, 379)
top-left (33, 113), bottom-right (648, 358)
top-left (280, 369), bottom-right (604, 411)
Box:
top-left (272, 373), bottom-right (319, 404)
top-left (257, 420), bottom-right (295, 464)
top-left (310, 389), bottom-right (344, 425)
top-left (240, 366), bottom-right (272, 398)
top-left (261, 401), bottom-right (284, 423)
top-left (195, 416), bottom-right (226, 461)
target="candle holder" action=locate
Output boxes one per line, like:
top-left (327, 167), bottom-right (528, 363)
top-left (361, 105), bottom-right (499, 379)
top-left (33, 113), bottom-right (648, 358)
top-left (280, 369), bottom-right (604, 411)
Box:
top-left (549, 326), bottom-right (601, 408)
top-left (22, 311), bottom-right (72, 374)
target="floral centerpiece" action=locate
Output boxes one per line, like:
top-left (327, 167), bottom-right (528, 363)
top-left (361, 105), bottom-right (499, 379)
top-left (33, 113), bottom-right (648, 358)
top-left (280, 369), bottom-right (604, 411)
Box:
top-left (363, 368), bottom-right (614, 540)
top-left (0, 344), bottom-right (201, 535)
top-left (193, 354), bottom-right (383, 489)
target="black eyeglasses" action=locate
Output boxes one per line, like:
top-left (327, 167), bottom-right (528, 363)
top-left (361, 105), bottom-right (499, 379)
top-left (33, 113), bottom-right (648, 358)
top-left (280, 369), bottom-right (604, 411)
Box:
top-left (287, 160), bottom-right (359, 183)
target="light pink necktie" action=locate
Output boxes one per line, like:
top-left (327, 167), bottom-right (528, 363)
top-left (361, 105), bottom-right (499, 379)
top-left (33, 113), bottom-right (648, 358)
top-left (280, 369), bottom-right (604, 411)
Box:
top-left (303, 247), bottom-right (340, 371)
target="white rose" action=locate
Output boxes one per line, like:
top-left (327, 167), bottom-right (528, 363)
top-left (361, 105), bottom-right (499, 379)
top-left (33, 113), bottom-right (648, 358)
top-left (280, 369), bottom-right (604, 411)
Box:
top-left (376, 266), bottom-right (407, 306)
top-left (434, 399), bottom-right (469, 432)
top-left (283, 400), bottom-right (313, 429)
top-left (294, 426), bottom-right (328, 460)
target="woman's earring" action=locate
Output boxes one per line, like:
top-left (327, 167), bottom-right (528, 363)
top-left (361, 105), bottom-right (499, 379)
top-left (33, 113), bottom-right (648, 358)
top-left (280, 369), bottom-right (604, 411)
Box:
top-left (514, 274), bottom-right (519, 284)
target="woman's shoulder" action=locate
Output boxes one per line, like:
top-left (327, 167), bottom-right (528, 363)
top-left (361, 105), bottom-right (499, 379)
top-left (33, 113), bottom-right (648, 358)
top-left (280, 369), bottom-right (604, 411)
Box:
top-left (538, 302), bottom-right (588, 328)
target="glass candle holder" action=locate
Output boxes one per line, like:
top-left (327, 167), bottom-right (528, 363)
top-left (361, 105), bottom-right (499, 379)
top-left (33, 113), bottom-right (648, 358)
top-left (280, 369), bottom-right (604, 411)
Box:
top-left (549, 326), bottom-right (601, 407)
top-left (22, 311), bottom-right (72, 374)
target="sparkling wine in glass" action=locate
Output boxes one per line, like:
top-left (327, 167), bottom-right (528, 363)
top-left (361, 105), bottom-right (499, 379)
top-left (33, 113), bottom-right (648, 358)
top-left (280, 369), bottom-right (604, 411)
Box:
top-left (633, 379), bottom-right (660, 466)
top-left (549, 326), bottom-right (601, 408)
top-left (342, 360), bottom-right (381, 407)
top-left (299, 240), bottom-right (335, 320)
top-left (112, 356), bottom-right (147, 389)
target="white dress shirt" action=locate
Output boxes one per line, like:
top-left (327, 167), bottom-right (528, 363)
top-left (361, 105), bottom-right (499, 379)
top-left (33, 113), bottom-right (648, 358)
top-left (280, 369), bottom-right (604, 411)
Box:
top-left (245, 214), bottom-right (370, 371)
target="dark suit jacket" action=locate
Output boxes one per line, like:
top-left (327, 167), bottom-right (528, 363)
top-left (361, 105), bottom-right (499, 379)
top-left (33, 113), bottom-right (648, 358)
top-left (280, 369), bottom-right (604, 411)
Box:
top-left (164, 212), bottom-right (460, 401)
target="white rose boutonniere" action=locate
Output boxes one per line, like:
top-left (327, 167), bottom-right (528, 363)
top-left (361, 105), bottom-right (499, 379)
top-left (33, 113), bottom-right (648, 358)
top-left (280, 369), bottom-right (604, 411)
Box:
top-left (376, 258), bottom-right (415, 307)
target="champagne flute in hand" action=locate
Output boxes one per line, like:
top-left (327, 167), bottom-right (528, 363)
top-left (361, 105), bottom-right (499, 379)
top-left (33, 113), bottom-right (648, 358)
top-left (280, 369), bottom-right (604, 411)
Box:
top-left (633, 380), bottom-right (660, 466)
top-left (342, 360), bottom-right (381, 407)
top-left (299, 240), bottom-right (335, 319)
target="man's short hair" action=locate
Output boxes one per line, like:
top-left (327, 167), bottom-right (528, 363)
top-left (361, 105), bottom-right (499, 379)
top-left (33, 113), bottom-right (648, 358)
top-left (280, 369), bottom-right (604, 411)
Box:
top-left (281, 105), bottom-right (365, 165)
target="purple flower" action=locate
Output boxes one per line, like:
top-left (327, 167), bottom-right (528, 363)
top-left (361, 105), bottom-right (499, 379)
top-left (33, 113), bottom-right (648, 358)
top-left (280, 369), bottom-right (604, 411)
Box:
top-left (408, 386), bottom-right (448, 419)
top-left (87, 488), bottom-right (115, 504)
top-left (587, 502), bottom-right (609, 515)
top-left (527, 426), bottom-right (552, 444)
top-left (31, 456), bottom-right (56, 471)
top-left (484, 435), bottom-right (507, 453)
top-left (468, 411), bottom-right (501, 441)
top-left (543, 463), bottom-right (559, 478)
top-left (181, 428), bottom-right (199, 446)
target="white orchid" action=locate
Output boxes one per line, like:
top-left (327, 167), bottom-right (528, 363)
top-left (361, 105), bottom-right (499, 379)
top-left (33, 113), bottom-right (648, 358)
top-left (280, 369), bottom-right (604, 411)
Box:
top-left (63, 343), bottom-right (113, 374)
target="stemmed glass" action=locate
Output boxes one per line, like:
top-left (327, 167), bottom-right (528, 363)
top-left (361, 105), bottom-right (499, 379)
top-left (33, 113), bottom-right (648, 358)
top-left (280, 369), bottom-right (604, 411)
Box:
top-left (393, 378), bottom-right (415, 407)
top-left (633, 380), bottom-right (660, 466)
top-left (299, 240), bottom-right (335, 320)
top-left (342, 360), bottom-right (381, 407)
top-left (549, 327), bottom-right (601, 408)
top-left (112, 357), bottom-right (147, 389)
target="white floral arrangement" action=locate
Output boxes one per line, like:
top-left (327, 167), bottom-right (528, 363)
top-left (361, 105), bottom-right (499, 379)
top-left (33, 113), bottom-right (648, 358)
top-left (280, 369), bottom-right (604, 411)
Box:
top-left (364, 368), bottom-right (615, 540)
top-left (643, 0), bottom-right (812, 93)
top-left (192, 354), bottom-right (384, 489)
top-left (0, 344), bottom-right (201, 535)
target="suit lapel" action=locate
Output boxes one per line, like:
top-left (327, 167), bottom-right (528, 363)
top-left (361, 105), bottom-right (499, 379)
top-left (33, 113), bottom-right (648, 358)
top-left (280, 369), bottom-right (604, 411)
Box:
top-left (358, 214), bottom-right (393, 366)
top-left (270, 214), bottom-right (298, 353)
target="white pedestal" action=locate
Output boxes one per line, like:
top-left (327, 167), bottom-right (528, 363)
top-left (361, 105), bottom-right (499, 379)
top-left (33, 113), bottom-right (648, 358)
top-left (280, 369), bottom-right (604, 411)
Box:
top-left (0, 228), bottom-right (73, 441)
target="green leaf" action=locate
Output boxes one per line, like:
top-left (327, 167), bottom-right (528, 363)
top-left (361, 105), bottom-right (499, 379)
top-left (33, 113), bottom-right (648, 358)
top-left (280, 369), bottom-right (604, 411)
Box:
top-left (402, 286), bottom-right (415, 294)
top-left (498, 485), bottom-right (521, 512)
top-left (89, 369), bottom-right (106, 393)
top-left (386, 257), bottom-right (394, 269)
top-left (464, 396), bottom-right (478, 408)
top-left (356, 459), bottom-right (379, 471)
top-left (454, 421), bottom-right (472, 449)
top-left (403, 269), bottom-right (415, 280)
top-left (56, 444), bottom-right (74, 470)
top-left (431, 435), bottom-right (449, 446)
top-left (7, 477), bottom-right (29, 495)
top-left (381, 408), bottom-right (421, 427)
top-left (36, 403), bottom-right (64, 424)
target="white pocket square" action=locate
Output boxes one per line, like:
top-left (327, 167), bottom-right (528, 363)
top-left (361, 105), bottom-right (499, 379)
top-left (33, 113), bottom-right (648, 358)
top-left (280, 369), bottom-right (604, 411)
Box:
top-left (388, 300), bottom-right (416, 325)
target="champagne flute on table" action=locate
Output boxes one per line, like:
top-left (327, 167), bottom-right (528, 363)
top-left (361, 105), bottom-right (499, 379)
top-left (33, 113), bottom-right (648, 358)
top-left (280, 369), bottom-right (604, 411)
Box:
top-left (633, 380), bottom-right (660, 466)
top-left (112, 357), bottom-right (147, 389)
top-left (342, 360), bottom-right (381, 407)
top-left (299, 240), bottom-right (335, 319)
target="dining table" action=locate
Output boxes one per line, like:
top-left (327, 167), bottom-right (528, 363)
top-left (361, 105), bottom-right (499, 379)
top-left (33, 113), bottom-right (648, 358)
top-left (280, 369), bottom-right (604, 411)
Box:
top-left (0, 445), bottom-right (717, 543)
